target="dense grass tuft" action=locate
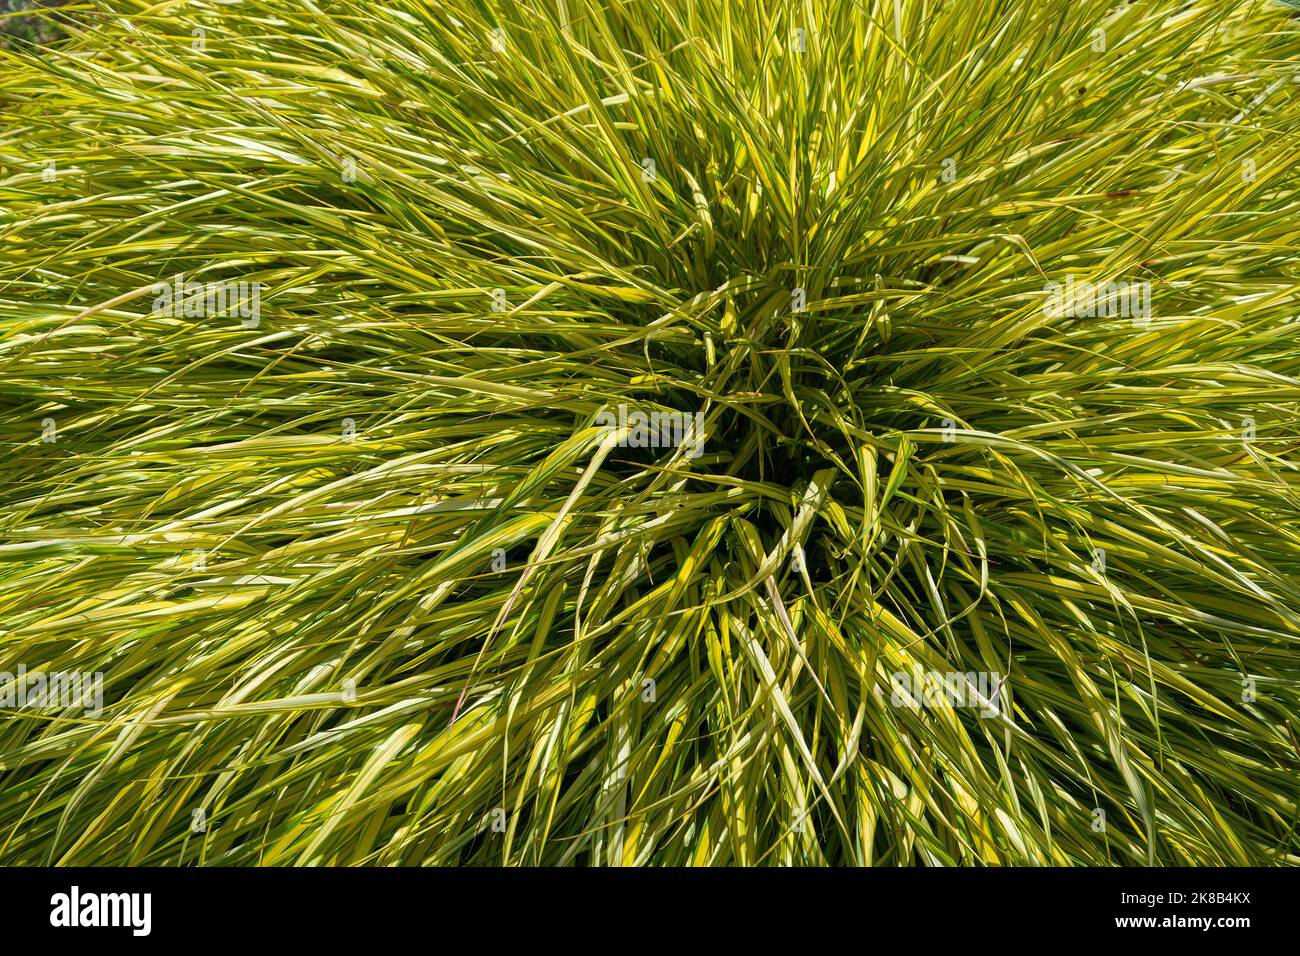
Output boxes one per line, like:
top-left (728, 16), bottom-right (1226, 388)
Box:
top-left (2, 0), bottom-right (1299, 865)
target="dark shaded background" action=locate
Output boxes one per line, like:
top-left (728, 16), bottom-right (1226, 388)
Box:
top-left (0, 0), bottom-right (68, 47)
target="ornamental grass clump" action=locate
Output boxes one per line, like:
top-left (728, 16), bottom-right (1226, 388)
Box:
top-left (1, 0), bottom-right (1299, 866)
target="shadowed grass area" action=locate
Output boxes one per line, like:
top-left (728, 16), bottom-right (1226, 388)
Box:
top-left (0, 0), bottom-right (1298, 866)
top-left (0, 0), bottom-right (70, 48)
